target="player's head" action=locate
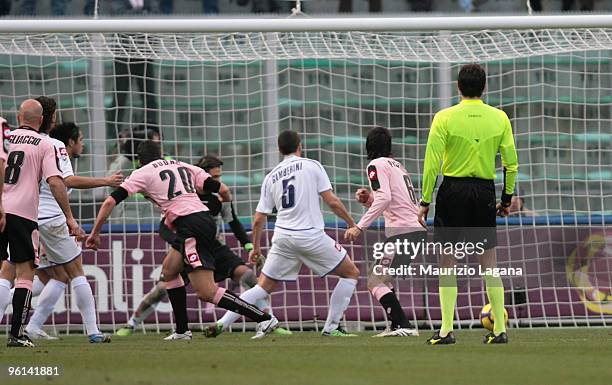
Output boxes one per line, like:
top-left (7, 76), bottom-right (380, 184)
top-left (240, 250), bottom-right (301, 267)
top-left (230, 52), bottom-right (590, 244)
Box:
top-left (196, 155), bottom-right (223, 181)
top-left (50, 122), bottom-right (84, 158)
top-left (457, 64), bottom-right (486, 98)
top-left (137, 140), bottom-right (162, 166)
top-left (366, 127), bottom-right (392, 160)
top-left (278, 130), bottom-right (301, 156)
top-left (36, 96), bottom-right (57, 134)
top-left (17, 99), bottom-right (43, 130)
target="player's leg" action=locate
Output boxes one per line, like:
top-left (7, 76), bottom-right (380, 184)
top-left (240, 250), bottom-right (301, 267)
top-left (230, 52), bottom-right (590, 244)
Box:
top-left (118, 280), bottom-right (167, 336)
top-left (5, 214), bottom-right (39, 347)
top-left (0, 260), bottom-right (16, 321)
top-left (231, 264), bottom-right (292, 336)
top-left (24, 264), bottom-right (67, 340)
top-left (478, 248), bottom-right (507, 344)
top-left (63, 257), bottom-right (110, 343)
top-left (3, 260), bottom-right (47, 323)
top-left (321, 256), bottom-right (360, 337)
top-left (9, 260), bottom-right (36, 346)
top-left (190, 267), bottom-right (277, 339)
top-left (160, 247), bottom-right (191, 339)
top-left (427, 251), bottom-right (457, 345)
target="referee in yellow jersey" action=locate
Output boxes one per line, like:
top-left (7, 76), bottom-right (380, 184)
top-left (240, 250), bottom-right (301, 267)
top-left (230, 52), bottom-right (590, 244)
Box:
top-left (418, 64), bottom-right (518, 345)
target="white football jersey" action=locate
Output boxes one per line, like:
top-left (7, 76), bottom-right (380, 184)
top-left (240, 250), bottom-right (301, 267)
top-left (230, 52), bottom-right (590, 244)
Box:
top-left (256, 155), bottom-right (332, 235)
top-left (38, 136), bottom-right (74, 224)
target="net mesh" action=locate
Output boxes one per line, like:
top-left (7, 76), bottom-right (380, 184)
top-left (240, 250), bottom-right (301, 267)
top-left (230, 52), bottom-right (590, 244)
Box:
top-left (0, 27), bottom-right (610, 333)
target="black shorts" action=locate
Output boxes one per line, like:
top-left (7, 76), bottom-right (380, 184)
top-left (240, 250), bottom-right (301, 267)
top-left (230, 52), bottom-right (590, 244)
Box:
top-left (171, 211), bottom-right (221, 273)
top-left (0, 214), bottom-right (39, 266)
top-left (160, 218), bottom-right (245, 282)
top-left (211, 244), bottom-right (246, 282)
top-left (433, 176), bottom-right (497, 249)
top-left (376, 230), bottom-right (428, 269)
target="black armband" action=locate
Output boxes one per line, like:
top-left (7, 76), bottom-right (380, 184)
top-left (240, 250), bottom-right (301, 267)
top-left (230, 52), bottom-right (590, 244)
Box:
top-left (419, 200), bottom-right (430, 207)
top-left (203, 177), bottom-right (221, 193)
top-left (501, 192), bottom-right (513, 207)
top-left (110, 187), bottom-right (129, 204)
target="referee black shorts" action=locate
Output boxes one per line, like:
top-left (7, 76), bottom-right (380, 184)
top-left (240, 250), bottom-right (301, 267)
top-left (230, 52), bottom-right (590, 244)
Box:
top-left (433, 176), bottom-right (497, 250)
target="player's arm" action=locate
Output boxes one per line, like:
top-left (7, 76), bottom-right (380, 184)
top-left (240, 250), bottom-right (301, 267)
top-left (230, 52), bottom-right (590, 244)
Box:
top-left (419, 112), bottom-right (447, 226)
top-left (85, 187), bottom-right (127, 250)
top-left (320, 189), bottom-right (356, 228)
top-left (194, 167), bottom-right (232, 202)
top-left (497, 113), bottom-right (519, 217)
top-left (250, 176), bottom-right (274, 262)
top-left (48, 175), bottom-right (84, 240)
top-left (346, 165), bottom-right (391, 241)
top-left (355, 188), bottom-right (374, 208)
top-left (0, 159), bottom-right (5, 232)
top-left (249, 210), bottom-right (267, 263)
top-left (223, 201), bottom-right (253, 250)
top-left (65, 171), bottom-right (124, 189)
top-left (421, 112), bottom-right (447, 205)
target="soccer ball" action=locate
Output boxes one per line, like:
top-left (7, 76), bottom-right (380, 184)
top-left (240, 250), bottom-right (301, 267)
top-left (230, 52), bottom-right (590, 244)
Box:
top-left (480, 304), bottom-right (508, 331)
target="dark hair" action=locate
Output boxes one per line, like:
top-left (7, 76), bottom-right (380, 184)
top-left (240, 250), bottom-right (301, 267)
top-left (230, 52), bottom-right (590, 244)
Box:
top-left (196, 155), bottom-right (223, 172)
top-left (457, 64), bottom-right (486, 98)
top-left (366, 127), bottom-right (392, 160)
top-left (278, 130), bottom-right (300, 155)
top-left (50, 122), bottom-right (80, 146)
top-left (137, 140), bottom-right (162, 166)
top-left (36, 96), bottom-right (57, 134)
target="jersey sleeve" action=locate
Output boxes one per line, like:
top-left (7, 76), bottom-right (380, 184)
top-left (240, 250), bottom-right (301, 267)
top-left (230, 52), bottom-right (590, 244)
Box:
top-left (185, 163), bottom-right (211, 190)
top-left (120, 168), bottom-right (148, 196)
top-left (314, 161), bottom-right (332, 193)
top-left (255, 176), bottom-right (275, 215)
top-left (56, 144), bottom-right (74, 178)
top-left (1, 119), bottom-right (9, 163)
top-left (499, 111), bottom-right (518, 204)
top-left (41, 141), bottom-right (63, 182)
top-left (421, 111), bottom-right (448, 204)
top-left (357, 161), bottom-right (392, 229)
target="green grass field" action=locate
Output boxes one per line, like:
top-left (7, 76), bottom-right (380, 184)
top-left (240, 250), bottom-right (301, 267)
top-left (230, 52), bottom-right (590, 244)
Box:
top-left (2, 329), bottom-right (612, 385)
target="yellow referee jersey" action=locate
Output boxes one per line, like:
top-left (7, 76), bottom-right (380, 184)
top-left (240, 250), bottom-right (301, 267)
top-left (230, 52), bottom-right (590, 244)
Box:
top-left (421, 99), bottom-right (518, 204)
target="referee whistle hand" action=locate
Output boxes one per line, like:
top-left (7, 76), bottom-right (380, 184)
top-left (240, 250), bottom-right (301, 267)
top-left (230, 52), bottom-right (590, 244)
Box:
top-left (418, 206), bottom-right (429, 228)
top-left (496, 203), bottom-right (510, 217)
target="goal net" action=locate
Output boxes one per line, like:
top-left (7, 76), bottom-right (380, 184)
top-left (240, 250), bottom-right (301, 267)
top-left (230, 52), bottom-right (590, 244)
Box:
top-left (0, 18), bottom-right (611, 333)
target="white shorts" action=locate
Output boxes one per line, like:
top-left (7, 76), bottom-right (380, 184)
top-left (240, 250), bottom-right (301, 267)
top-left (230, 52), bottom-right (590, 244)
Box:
top-left (37, 216), bottom-right (82, 269)
top-left (261, 231), bottom-right (347, 281)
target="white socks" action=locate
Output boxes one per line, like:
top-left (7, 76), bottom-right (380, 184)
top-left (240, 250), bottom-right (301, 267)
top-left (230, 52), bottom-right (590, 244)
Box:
top-left (71, 276), bottom-right (100, 336)
top-left (0, 278), bottom-right (11, 321)
top-left (323, 278), bottom-right (357, 333)
top-left (32, 276), bottom-right (45, 297)
top-left (27, 279), bottom-right (67, 332)
top-left (218, 284), bottom-right (269, 329)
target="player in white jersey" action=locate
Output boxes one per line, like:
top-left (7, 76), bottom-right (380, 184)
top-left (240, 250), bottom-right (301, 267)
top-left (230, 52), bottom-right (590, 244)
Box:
top-left (213, 130), bottom-right (361, 337)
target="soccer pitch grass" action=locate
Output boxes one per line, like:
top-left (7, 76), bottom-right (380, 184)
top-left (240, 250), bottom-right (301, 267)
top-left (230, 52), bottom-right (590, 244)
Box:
top-left (2, 329), bottom-right (611, 385)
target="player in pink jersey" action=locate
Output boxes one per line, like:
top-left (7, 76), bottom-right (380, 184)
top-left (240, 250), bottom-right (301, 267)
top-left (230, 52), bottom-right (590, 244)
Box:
top-left (86, 141), bottom-right (279, 339)
top-left (0, 99), bottom-right (84, 348)
top-left (345, 127), bottom-right (425, 337)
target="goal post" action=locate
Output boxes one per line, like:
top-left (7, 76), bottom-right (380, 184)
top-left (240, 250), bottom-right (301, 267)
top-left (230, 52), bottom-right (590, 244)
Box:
top-left (0, 16), bottom-right (610, 334)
